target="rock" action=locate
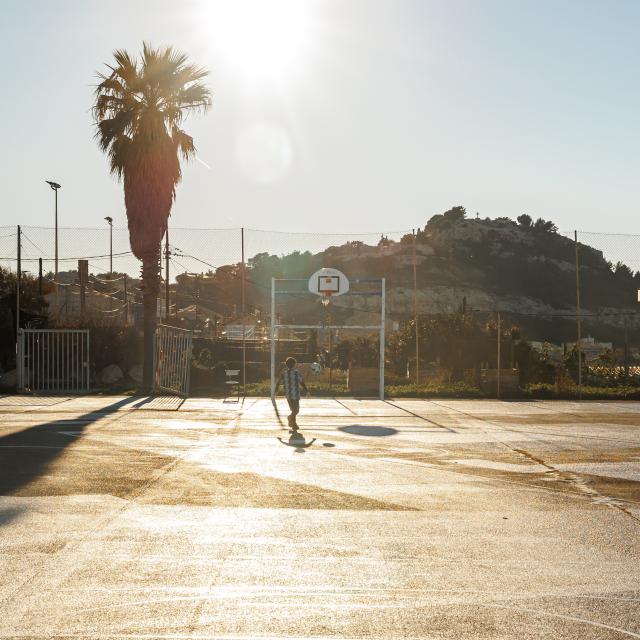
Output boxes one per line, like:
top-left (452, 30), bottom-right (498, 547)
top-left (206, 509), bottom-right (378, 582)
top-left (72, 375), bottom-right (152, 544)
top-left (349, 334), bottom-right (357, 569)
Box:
top-left (128, 364), bottom-right (143, 384)
top-left (0, 369), bottom-right (17, 389)
top-left (100, 364), bottom-right (124, 385)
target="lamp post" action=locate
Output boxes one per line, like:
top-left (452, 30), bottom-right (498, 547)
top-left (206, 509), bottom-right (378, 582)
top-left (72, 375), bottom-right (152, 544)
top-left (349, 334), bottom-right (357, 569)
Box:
top-left (45, 181), bottom-right (61, 275)
top-left (104, 216), bottom-right (113, 275)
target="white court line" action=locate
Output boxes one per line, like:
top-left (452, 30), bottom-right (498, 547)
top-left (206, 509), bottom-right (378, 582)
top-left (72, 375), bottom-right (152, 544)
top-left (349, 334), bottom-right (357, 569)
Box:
top-left (375, 452), bottom-right (640, 506)
top-left (480, 602), bottom-right (640, 638)
top-left (0, 629), bottom-right (629, 640)
top-left (21, 592), bottom-right (640, 639)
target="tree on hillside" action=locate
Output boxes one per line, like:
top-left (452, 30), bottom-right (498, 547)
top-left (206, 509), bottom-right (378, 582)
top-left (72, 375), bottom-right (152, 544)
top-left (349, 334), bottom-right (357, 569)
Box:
top-left (93, 44), bottom-right (211, 389)
top-left (424, 206), bottom-right (466, 232)
top-left (613, 261), bottom-right (634, 282)
top-left (533, 218), bottom-right (558, 234)
top-left (517, 214), bottom-right (533, 228)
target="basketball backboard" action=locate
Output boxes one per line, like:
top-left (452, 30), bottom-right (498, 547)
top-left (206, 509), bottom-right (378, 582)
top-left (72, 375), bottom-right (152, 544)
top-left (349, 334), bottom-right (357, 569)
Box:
top-left (308, 267), bottom-right (350, 300)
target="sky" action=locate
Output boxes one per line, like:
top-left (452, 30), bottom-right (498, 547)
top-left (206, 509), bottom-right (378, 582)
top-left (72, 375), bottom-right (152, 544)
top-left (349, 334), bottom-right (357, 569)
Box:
top-left (1, 0), bottom-right (639, 237)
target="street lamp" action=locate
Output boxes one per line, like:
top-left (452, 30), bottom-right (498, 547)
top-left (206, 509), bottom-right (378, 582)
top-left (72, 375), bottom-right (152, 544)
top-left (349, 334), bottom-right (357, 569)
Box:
top-left (45, 180), bottom-right (61, 276)
top-left (45, 181), bottom-right (61, 275)
top-left (104, 216), bottom-right (113, 275)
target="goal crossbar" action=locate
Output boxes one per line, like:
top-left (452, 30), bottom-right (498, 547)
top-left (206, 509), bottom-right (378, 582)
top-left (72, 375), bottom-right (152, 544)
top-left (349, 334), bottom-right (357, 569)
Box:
top-left (270, 276), bottom-right (386, 399)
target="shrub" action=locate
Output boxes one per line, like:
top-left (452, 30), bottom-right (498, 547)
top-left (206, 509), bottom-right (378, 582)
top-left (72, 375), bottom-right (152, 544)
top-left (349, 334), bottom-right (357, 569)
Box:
top-left (385, 381), bottom-right (484, 398)
top-left (244, 380), bottom-right (351, 397)
top-left (524, 383), bottom-right (640, 400)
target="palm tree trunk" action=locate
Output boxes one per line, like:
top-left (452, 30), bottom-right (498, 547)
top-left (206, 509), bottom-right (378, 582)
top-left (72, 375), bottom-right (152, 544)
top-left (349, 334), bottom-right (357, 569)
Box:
top-left (141, 245), bottom-right (161, 392)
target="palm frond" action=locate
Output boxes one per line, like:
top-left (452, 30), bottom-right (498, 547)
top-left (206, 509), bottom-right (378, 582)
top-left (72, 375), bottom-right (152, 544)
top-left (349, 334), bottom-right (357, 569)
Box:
top-left (176, 84), bottom-right (212, 110)
top-left (172, 128), bottom-right (196, 162)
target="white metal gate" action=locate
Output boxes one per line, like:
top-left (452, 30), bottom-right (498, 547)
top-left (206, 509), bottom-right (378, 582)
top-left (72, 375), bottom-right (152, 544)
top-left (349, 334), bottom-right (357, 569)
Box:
top-left (153, 325), bottom-right (193, 397)
top-left (17, 329), bottom-right (90, 393)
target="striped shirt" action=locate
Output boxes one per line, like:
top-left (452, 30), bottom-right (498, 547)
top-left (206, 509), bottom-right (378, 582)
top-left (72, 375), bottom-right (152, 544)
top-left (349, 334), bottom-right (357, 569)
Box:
top-left (280, 368), bottom-right (304, 400)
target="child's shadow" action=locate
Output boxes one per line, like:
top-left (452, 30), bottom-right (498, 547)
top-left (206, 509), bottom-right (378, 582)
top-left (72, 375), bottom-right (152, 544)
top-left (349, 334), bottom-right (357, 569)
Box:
top-left (278, 432), bottom-right (316, 450)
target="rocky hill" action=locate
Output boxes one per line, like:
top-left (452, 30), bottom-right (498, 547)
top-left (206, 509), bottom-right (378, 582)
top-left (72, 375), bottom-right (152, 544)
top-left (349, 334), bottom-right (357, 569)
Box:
top-left (185, 208), bottom-right (639, 345)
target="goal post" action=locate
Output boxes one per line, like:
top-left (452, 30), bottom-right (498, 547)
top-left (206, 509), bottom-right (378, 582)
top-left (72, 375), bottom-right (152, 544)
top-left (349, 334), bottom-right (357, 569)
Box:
top-left (270, 271), bottom-right (385, 399)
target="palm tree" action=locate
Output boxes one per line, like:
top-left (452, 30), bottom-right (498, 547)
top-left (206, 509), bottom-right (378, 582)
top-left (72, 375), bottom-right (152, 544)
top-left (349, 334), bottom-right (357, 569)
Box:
top-left (93, 44), bottom-right (211, 390)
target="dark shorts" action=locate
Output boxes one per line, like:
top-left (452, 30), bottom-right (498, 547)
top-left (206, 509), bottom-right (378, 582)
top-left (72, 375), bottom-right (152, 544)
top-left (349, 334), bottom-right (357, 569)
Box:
top-left (286, 398), bottom-right (300, 415)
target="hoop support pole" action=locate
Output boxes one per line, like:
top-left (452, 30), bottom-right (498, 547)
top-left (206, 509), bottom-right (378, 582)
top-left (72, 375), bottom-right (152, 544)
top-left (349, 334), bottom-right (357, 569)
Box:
top-left (270, 277), bottom-right (276, 398)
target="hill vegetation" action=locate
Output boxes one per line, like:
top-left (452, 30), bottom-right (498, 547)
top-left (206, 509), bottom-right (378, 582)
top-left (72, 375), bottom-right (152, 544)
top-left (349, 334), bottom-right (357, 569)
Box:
top-left (193, 207), bottom-right (639, 346)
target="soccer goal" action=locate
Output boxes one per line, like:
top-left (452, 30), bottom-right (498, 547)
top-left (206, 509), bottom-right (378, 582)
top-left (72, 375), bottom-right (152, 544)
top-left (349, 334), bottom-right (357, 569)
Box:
top-left (270, 268), bottom-right (386, 399)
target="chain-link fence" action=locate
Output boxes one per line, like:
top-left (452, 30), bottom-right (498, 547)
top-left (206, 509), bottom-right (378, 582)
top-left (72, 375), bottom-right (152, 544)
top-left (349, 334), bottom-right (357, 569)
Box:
top-left (2, 222), bottom-right (640, 395)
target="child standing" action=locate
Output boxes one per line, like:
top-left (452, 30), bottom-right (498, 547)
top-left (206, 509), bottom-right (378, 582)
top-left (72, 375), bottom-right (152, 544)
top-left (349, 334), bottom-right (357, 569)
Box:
top-left (274, 357), bottom-right (309, 431)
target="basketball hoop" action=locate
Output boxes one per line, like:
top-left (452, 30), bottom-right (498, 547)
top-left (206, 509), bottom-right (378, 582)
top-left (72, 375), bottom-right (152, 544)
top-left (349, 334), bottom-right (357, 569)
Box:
top-left (272, 270), bottom-right (386, 401)
top-left (308, 268), bottom-right (349, 302)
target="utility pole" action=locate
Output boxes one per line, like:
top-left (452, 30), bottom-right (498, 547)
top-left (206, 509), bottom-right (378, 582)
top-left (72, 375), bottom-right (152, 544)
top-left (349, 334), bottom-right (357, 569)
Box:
top-left (16, 226), bottom-right (21, 390)
top-left (79, 260), bottom-right (88, 317)
top-left (574, 231), bottom-right (582, 399)
top-left (38, 258), bottom-right (43, 296)
top-left (124, 274), bottom-right (129, 325)
top-left (412, 229), bottom-right (419, 385)
top-left (497, 311), bottom-right (501, 399)
top-left (241, 227), bottom-right (246, 397)
top-left (16, 225), bottom-right (21, 334)
top-left (165, 226), bottom-right (170, 320)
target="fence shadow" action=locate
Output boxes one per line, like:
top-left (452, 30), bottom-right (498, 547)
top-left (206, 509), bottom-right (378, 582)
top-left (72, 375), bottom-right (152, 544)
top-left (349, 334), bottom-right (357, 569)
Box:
top-left (0, 397), bottom-right (138, 514)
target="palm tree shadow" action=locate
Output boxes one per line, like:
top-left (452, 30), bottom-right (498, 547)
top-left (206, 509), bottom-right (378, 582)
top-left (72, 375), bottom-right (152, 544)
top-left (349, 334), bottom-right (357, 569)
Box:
top-left (0, 506), bottom-right (24, 526)
top-left (0, 397), bottom-right (138, 511)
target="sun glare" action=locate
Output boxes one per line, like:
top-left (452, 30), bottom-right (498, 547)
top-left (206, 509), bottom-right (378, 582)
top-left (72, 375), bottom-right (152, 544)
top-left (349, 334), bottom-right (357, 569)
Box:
top-left (204, 0), bottom-right (314, 84)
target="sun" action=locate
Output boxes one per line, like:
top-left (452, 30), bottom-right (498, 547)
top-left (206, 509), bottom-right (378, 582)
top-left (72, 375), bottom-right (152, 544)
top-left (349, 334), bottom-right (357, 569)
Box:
top-left (203, 0), bottom-right (314, 84)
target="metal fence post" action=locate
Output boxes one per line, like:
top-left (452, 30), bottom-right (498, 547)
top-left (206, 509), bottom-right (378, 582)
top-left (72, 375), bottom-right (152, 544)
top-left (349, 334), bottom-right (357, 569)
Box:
top-left (152, 326), bottom-right (158, 394)
top-left (624, 315), bottom-right (629, 378)
top-left (17, 329), bottom-right (23, 391)
top-left (380, 277), bottom-right (386, 400)
top-left (574, 231), bottom-right (582, 399)
top-left (185, 331), bottom-right (192, 397)
top-left (85, 330), bottom-right (90, 392)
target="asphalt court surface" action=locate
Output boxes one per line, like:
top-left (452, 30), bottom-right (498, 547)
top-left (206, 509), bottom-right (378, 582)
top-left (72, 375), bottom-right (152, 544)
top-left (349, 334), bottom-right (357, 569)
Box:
top-left (0, 395), bottom-right (639, 639)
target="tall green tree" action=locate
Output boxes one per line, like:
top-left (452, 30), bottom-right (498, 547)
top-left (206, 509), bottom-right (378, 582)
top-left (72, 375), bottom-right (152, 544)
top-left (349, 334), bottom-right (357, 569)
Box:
top-left (93, 44), bottom-right (211, 389)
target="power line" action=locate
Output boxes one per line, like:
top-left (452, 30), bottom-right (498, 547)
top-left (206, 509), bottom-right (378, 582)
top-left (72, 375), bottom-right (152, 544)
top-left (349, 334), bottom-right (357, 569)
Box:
top-left (0, 251), bottom-right (133, 262)
top-left (21, 232), bottom-right (51, 259)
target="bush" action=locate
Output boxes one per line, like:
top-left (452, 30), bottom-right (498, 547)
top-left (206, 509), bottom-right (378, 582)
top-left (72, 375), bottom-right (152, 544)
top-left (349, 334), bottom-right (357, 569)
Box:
top-left (244, 380), bottom-right (351, 397)
top-left (90, 326), bottom-right (140, 374)
top-left (524, 383), bottom-right (640, 400)
top-left (385, 381), bottom-right (484, 398)
top-left (523, 383), bottom-right (557, 399)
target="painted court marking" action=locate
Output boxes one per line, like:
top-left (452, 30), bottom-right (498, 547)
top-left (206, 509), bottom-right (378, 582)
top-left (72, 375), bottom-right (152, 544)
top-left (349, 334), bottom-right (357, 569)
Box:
top-left (384, 400), bottom-right (457, 432)
top-left (0, 395), bottom-right (71, 407)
